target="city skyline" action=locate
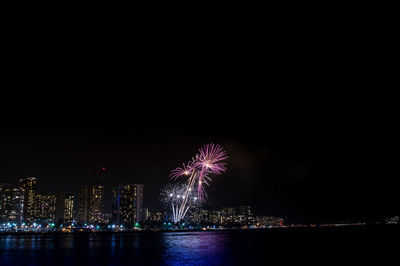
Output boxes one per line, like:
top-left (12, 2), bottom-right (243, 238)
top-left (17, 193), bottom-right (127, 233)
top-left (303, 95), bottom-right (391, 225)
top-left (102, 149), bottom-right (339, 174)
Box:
top-left (1, 176), bottom-right (146, 226)
top-left (2, 174), bottom-right (294, 230)
top-left (1, 82), bottom-right (400, 225)
top-left (2, 173), bottom-right (398, 230)
top-left (1, 116), bottom-right (399, 225)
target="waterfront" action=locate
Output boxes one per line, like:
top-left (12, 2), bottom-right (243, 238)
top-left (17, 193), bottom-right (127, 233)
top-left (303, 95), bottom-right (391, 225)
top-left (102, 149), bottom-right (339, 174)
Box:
top-left (1, 226), bottom-right (398, 265)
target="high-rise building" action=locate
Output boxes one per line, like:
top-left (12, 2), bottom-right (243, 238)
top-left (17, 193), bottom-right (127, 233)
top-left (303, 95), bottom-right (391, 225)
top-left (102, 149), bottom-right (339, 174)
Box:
top-left (55, 193), bottom-right (74, 225)
top-left (78, 183), bottom-right (105, 224)
top-left (188, 207), bottom-right (211, 224)
top-left (143, 208), bottom-right (149, 221)
top-left (35, 193), bottom-right (56, 222)
top-left (256, 216), bottom-right (284, 227)
top-left (111, 184), bottom-right (144, 227)
top-left (0, 183), bottom-right (24, 223)
top-left (111, 187), bottom-right (120, 225)
top-left (146, 210), bottom-right (164, 222)
top-left (77, 185), bottom-right (89, 224)
top-left (19, 177), bottom-right (37, 223)
top-left (222, 207), bottom-right (236, 216)
top-left (238, 206), bottom-right (252, 217)
top-left (210, 211), bottom-right (223, 225)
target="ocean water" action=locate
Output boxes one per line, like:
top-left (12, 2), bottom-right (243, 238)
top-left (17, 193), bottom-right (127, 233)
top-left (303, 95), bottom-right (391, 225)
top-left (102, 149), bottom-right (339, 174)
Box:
top-left (0, 226), bottom-right (398, 265)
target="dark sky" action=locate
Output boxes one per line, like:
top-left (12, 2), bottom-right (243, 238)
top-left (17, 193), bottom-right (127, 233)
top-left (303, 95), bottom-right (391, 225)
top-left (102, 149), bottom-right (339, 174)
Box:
top-left (1, 92), bottom-right (398, 224)
top-left (1, 22), bottom-right (398, 224)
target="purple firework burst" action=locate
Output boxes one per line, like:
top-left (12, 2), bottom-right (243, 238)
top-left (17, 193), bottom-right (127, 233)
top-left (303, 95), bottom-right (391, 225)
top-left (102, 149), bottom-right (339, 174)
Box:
top-left (168, 143), bottom-right (228, 207)
top-left (195, 143), bottom-right (228, 174)
top-left (169, 160), bottom-right (196, 180)
top-left (194, 143), bottom-right (228, 200)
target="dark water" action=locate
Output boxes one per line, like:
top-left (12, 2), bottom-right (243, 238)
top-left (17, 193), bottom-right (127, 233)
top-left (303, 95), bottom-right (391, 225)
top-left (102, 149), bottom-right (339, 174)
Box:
top-left (1, 226), bottom-right (398, 265)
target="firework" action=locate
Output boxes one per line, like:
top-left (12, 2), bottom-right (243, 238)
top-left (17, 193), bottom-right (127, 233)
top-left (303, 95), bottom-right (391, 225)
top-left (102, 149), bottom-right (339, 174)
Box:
top-left (195, 143), bottom-right (228, 200)
top-left (164, 143), bottom-right (228, 223)
top-left (169, 160), bottom-right (195, 180)
top-left (161, 183), bottom-right (200, 223)
top-left (196, 143), bottom-right (228, 175)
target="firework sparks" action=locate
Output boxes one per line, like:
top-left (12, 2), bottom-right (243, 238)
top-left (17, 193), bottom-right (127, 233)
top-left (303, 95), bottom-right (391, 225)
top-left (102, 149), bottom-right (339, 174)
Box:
top-left (196, 143), bottom-right (228, 175)
top-left (161, 183), bottom-right (200, 223)
top-left (163, 143), bottom-right (228, 224)
top-left (169, 160), bottom-right (195, 180)
top-left (195, 143), bottom-right (228, 201)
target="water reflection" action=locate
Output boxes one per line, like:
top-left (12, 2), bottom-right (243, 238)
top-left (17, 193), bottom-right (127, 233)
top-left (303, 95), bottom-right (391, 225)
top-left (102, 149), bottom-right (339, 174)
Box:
top-left (162, 232), bottom-right (229, 265)
top-left (1, 231), bottom-right (237, 265)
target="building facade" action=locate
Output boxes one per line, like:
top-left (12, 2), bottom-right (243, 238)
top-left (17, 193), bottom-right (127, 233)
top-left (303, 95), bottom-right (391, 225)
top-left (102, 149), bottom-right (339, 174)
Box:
top-left (77, 185), bottom-right (89, 224)
top-left (35, 193), bottom-right (56, 222)
top-left (19, 177), bottom-right (37, 223)
top-left (55, 193), bottom-right (74, 225)
top-left (0, 183), bottom-right (24, 223)
top-left (112, 184), bottom-right (144, 227)
top-left (78, 183), bottom-right (105, 224)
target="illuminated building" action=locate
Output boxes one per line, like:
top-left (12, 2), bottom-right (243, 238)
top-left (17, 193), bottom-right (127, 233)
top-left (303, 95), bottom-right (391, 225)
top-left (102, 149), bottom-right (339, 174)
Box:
top-left (385, 216), bottom-right (399, 224)
top-left (77, 185), bottom-right (89, 224)
top-left (19, 177), bottom-right (37, 223)
top-left (102, 213), bottom-right (111, 224)
top-left (78, 183), bottom-right (105, 224)
top-left (143, 208), bottom-right (149, 221)
top-left (0, 183), bottom-right (24, 223)
top-left (187, 207), bottom-right (210, 224)
top-left (256, 216), bottom-right (284, 227)
top-left (222, 207), bottom-right (236, 216)
top-left (238, 206), bottom-right (252, 217)
top-left (145, 210), bottom-right (164, 222)
top-left (112, 184), bottom-right (144, 227)
top-left (35, 193), bottom-right (56, 222)
top-left (220, 206), bottom-right (256, 225)
top-left (221, 207), bottom-right (236, 224)
top-left (210, 211), bottom-right (223, 224)
top-left (55, 193), bottom-right (74, 225)
top-left (88, 184), bottom-right (104, 223)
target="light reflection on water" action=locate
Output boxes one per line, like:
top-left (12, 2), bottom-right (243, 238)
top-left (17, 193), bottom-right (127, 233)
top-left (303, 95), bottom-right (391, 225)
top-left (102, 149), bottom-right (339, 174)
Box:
top-left (0, 231), bottom-right (233, 266)
top-left (1, 228), bottom-right (397, 265)
top-left (162, 232), bottom-right (228, 265)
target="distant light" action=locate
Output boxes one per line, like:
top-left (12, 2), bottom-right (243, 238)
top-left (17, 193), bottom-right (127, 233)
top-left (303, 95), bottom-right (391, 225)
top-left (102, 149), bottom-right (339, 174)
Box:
top-left (169, 194), bottom-right (173, 197)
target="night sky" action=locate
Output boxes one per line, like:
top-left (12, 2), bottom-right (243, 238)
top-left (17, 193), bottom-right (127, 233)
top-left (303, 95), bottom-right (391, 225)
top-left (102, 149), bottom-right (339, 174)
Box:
top-left (1, 90), bottom-right (398, 224)
top-left (1, 29), bottom-right (398, 224)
